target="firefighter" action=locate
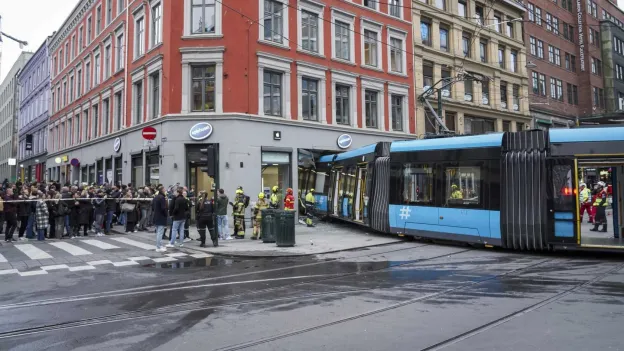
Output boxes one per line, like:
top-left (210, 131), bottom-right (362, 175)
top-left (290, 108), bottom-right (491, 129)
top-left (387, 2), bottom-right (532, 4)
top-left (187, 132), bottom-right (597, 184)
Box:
top-left (230, 189), bottom-right (246, 239)
top-left (252, 193), bottom-right (269, 240)
top-left (284, 188), bottom-right (295, 211)
top-left (451, 184), bottom-right (463, 199)
top-left (196, 191), bottom-right (217, 247)
top-left (236, 186), bottom-right (250, 232)
top-left (579, 182), bottom-right (593, 223)
top-left (305, 189), bottom-right (315, 227)
top-left (590, 181), bottom-right (609, 232)
top-left (269, 186), bottom-right (280, 209)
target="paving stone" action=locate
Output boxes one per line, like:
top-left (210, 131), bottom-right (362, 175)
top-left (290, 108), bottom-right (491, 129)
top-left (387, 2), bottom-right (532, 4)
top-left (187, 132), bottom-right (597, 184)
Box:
top-left (0, 263), bottom-right (12, 270)
top-left (23, 260), bottom-right (40, 266)
top-left (52, 257), bottom-right (69, 264)
top-left (38, 259), bottom-right (56, 266)
top-left (65, 257), bottom-right (83, 263)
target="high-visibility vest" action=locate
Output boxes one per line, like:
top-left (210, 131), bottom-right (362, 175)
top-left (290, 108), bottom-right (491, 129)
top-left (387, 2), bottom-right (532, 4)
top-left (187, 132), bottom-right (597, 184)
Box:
top-left (593, 190), bottom-right (608, 207)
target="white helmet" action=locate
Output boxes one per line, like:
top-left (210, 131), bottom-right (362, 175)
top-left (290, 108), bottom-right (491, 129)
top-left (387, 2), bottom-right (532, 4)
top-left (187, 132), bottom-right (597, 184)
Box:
top-left (597, 181), bottom-right (606, 188)
top-left (579, 182), bottom-right (586, 188)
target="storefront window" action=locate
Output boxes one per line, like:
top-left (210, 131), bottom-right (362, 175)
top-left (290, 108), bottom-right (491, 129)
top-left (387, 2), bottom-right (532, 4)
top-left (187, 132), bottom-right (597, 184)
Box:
top-left (105, 158), bottom-right (113, 183)
top-left (146, 150), bottom-right (160, 186)
top-left (89, 165), bottom-right (96, 185)
top-left (131, 154), bottom-right (143, 187)
top-left (262, 151), bottom-right (291, 201)
top-left (81, 166), bottom-right (88, 184)
top-left (115, 156), bottom-right (122, 185)
top-left (97, 159), bottom-right (104, 185)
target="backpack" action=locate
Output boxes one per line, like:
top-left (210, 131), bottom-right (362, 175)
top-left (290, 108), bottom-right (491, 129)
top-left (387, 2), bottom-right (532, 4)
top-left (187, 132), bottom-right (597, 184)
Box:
top-left (243, 195), bottom-right (250, 208)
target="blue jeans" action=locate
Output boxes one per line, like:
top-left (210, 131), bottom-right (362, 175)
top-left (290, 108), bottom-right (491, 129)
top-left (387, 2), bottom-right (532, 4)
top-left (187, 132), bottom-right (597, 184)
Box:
top-left (217, 215), bottom-right (229, 238)
top-left (156, 225), bottom-right (166, 249)
top-left (37, 229), bottom-right (46, 241)
top-left (170, 220), bottom-right (185, 245)
top-left (106, 210), bottom-right (114, 233)
top-left (119, 212), bottom-right (127, 225)
top-left (64, 215), bottom-right (71, 236)
top-left (26, 215), bottom-right (35, 239)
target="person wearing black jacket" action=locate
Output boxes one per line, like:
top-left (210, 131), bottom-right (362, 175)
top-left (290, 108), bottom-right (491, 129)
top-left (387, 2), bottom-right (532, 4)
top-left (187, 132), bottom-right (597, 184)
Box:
top-left (107, 186), bottom-right (120, 233)
top-left (167, 189), bottom-right (188, 247)
top-left (152, 186), bottom-right (168, 252)
top-left (17, 189), bottom-right (30, 240)
top-left (53, 193), bottom-right (68, 239)
top-left (196, 191), bottom-right (217, 247)
top-left (3, 188), bottom-right (18, 242)
top-left (61, 187), bottom-right (73, 237)
top-left (93, 191), bottom-right (107, 236)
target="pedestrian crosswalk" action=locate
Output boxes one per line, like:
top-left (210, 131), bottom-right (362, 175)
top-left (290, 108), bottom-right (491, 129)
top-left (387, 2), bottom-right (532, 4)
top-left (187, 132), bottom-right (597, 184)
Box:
top-left (0, 237), bottom-right (213, 278)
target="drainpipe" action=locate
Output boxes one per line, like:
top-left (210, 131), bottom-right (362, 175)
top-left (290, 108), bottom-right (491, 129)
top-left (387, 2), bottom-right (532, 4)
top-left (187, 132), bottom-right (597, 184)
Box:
top-left (123, 0), bottom-right (131, 129)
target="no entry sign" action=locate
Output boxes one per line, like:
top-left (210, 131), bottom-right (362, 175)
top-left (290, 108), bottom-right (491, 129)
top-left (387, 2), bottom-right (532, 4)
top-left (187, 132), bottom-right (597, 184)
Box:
top-left (142, 126), bottom-right (157, 140)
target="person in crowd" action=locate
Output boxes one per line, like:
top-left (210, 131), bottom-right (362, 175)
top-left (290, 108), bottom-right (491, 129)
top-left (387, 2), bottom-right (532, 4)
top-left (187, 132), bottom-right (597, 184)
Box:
top-left (17, 189), bottom-right (30, 240)
top-left (53, 193), bottom-right (68, 239)
top-left (168, 189), bottom-right (188, 248)
top-left (231, 189), bottom-right (246, 239)
top-left (252, 192), bottom-right (269, 240)
top-left (35, 192), bottom-right (49, 241)
top-left (77, 190), bottom-right (92, 237)
top-left (152, 185), bottom-right (169, 252)
top-left (591, 181), bottom-right (609, 232)
top-left (269, 186), bottom-right (280, 209)
top-left (25, 190), bottom-right (37, 239)
top-left (196, 191), bottom-right (217, 247)
top-left (215, 188), bottom-right (231, 240)
top-left (0, 190), bottom-right (4, 235)
top-left (284, 188), bottom-right (295, 211)
top-left (106, 185), bottom-right (120, 234)
top-left (46, 191), bottom-right (56, 238)
top-left (183, 190), bottom-right (193, 242)
top-left (93, 190), bottom-right (107, 237)
top-left (137, 189), bottom-right (149, 232)
top-left (70, 192), bottom-right (82, 238)
top-left (3, 188), bottom-right (18, 242)
top-left (123, 192), bottom-right (139, 233)
top-left (305, 189), bottom-right (316, 227)
top-left (579, 182), bottom-right (593, 224)
top-left (61, 186), bottom-right (73, 237)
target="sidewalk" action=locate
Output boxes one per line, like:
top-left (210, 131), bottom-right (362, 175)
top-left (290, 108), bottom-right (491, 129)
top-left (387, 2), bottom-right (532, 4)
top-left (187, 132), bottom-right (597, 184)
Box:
top-left (111, 221), bottom-right (402, 257)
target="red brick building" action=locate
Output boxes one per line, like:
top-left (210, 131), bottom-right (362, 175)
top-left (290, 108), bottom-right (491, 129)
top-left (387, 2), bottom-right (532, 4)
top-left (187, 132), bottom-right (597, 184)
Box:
top-left (524, 0), bottom-right (624, 128)
top-left (46, 0), bottom-right (414, 197)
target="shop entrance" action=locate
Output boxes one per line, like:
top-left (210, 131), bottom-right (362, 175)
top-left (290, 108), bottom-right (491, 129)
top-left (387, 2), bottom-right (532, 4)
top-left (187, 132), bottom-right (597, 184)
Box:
top-left (261, 151), bottom-right (291, 206)
top-left (186, 144), bottom-right (218, 200)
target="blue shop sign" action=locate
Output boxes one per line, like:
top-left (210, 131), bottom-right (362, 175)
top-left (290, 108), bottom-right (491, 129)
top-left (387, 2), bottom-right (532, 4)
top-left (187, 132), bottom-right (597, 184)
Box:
top-left (189, 122), bottom-right (214, 141)
top-left (337, 134), bottom-right (352, 149)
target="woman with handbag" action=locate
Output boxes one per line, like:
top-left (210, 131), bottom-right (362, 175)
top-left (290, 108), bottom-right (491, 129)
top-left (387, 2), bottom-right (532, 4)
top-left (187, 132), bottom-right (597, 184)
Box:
top-left (123, 193), bottom-right (138, 233)
top-left (54, 193), bottom-right (67, 239)
top-left (78, 190), bottom-right (92, 237)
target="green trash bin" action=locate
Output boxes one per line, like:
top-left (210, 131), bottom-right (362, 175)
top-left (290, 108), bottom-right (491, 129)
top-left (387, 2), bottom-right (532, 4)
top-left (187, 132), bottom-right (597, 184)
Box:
top-left (261, 209), bottom-right (277, 243)
top-left (276, 210), bottom-right (296, 247)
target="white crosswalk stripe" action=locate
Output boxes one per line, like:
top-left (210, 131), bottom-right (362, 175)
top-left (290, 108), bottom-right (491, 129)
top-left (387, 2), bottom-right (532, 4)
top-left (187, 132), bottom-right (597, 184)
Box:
top-left (81, 240), bottom-right (120, 250)
top-left (49, 242), bottom-right (93, 256)
top-left (152, 257), bottom-right (177, 263)
top-left (110, 237), bottom-right (155, 250)
top-left (41, 265), bottom-right (70, 271)
top-left (14, 244), bottom-right (53, 260)
top-left (19, 270), bottom-right (48, 276)
top-left (0, 253), bottom-right (7, 263)
top-left (166, 253), bottom-right (188, 258)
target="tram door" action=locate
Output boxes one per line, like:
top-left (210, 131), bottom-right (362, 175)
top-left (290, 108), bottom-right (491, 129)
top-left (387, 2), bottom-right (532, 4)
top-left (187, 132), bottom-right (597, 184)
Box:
top-left (549, 158), bottom-right (578, 245)
top-left (331, 168), bottom-right (342, 216)
top-left (355, 166), bottom-right (367, 222)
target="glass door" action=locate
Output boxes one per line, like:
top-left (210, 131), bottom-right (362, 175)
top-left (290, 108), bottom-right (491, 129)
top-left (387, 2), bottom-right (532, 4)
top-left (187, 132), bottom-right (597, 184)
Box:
top-left (355, 167), bottom-right (367, 222)
top-left (332, 169), bottom-right (342, 216)
top-left (549, 158), bottom-right (578, 245)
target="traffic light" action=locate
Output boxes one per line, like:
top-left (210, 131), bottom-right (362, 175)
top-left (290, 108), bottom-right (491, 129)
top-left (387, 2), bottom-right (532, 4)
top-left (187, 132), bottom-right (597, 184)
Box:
top-left (199, 146), bottom-right (215, 176)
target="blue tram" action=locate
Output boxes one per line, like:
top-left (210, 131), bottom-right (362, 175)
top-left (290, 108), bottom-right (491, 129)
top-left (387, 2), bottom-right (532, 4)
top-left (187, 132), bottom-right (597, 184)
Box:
top-left (315, 127), bottom-right (624, 251)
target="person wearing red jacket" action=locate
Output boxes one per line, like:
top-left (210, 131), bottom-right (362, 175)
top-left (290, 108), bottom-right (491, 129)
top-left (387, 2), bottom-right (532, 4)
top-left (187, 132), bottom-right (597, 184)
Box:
top-left (284, 188), bottom-right (295, 211)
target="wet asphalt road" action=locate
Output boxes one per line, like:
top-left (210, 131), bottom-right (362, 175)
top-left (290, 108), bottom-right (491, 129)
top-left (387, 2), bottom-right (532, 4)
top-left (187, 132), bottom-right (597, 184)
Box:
top-left (0, 242), bottom-right (623, 351)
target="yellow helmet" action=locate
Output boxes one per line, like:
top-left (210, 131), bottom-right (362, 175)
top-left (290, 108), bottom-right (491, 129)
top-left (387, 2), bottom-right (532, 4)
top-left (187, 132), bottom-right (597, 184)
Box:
top-left (452, 184), bottom-right (458, 189)
top-left (258, 193), bottom-right (265, 199)
top-left (309, 188), bottom-right (315, 193)
top-left (272, 186), bottom-right (278, 192)
top-left (236, 189), bottom-right (243, 194)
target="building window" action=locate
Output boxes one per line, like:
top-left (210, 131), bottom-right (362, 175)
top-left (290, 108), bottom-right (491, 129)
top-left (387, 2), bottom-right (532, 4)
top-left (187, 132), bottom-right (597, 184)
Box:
top-left (135, 16), bottom-right (145, 57)
top-left (364, 0), bottom-right (377, 9)
top-left (81, 111), bottom-right (87, 142)
top-left (92, 104), bottom-right (99, 138)
top-left (498, 46), bottom-right (505, 68)
top-left (96, 6), bottom-right (102, 34)
top-left (191, 65), bottom-right (216, 112)
top-left (334, 21), bottom-right (350, 60)
top-left (512, 85), bottom-right (520, 110)
top-left (530, 37), bottom-right (537, 56)
top-left (546, 13), bottom-right (552, 31)
top-left (565, 53), bottom-right (571, 70)
top-left (556, 79), bottom-right (563, 101)
top-left (134, 81), bottom-right (143, 125)
top-left (500, 81), bottom-right (508, 109)
top-left (494, 13), bottom-right (502, 32)
top-left (264, 0), bottom-right (284, 43)
top-left (150, 72), bottom-right (160, 119)
top-left (335, 85), bottom-right (350, 125)
top-left (441, 68), bottom-right (451, 97)
top-left (533, 72), bottom-right (540, 94)
top-left (552, 17), bottom-right (559, 34)
top-left (102, 98), bottom-right (110, 135)
top-left (364, 30), bottom-right (378, 67)
top-left (554, 48), bottom-right (561, 66)
top-left (562, 0), bottom-right (572, 11)
top-left (114, 91), bottom-right (123, 130)
top-left (617, 64), bottom-right (624, 80)
top-left (510, 50), bottom-right (518, 72)
top-left (535, 7), bottom-right (542, 25)
top-left (591, 57), bottom-right (602, 75)
top-left (151, 2), bottom-right (163, 47)
top-left (570, 54), bottom-right (576, 71)
top-left (421, 20), bottom-right (431, 46)
top-left (69, 76), bottom-right (74, 102)
top-left (506, 21), bottom-right (514, 38)
top-left (94, 53), bottom-right (101, 85)
top-left (550, 78), bottom-right (557, 99)
top-left (572, 85), bottom-right (578, 105)
top-left (423, 61), bottom-right (433, 89)
top-left (389, 0), bottom-right (401, 18)
top-left (364, 90), bottom-right (378, 128)
top-left (106, 0), bottom-right (113, 24)
top-left (390, 37), bottom-right (403, 72)
top-left (588, 0), bottom-right (597, 17)
top-left (440, 27), bottom-right (449, 52)
top-left (464, 79), bottom-right (473, 101)
top-left (537, 40), bottom-right (544, 59)
top-left (301, 11), bottom-right (318, 53)
top-left (87, 17), bottom-right (92, 43)
top-left (458, 0), bottom-right (467, 18)
top-left (462, 32), bottom-right (471, 57)
top-left (263, 70), bottom-right (282, 116)
top-left (116, 32), bottom-right (124, 71)
top-left (301, 78), bottom-right (319, 121)
top-left (479, 40), bottom-right (487, 62)
top-left (79, 27), bottom-right (84, 51)
top-left (104, 44), bottom-right (112, 79)
top-left (567, 83), bottom-right (573, 104)
top-left (435, 0), bottom-right (446, 11)
top-left (475, 3), bottom-right (484, 24)
top-left (191, 0), bottom-right (215, 34)
top-left (528, 3), bottom-right (535, 22)
top-left (391, 95), bottom-right (403, 131)
top-left (482, 80), bottom-right (489, 104)
top-left (539, 73), bottom-right (546, 96)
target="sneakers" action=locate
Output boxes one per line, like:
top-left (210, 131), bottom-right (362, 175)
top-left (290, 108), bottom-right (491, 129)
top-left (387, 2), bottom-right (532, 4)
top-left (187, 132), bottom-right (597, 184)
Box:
top-left (133, 230), bottom-right (138, 233)
top-left (183, 238), bottom-right (192, 242)
top-left (19, 237), bottom-right (28, 241)
top-left (96, 233), bottom-right (105, 237)
top-left (165, 243), bottom-right (175, 248)
top-left (155, 247), bottom-right (167, 253)
top-left (177, 243), bottom-right (184, 248)
top-left (225, 236), bottom-right (234, 240)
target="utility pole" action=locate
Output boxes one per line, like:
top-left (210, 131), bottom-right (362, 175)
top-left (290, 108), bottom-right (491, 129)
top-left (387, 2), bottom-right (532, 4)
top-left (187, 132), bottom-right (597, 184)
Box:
top-left (0, 15), bottom-right (30, 79)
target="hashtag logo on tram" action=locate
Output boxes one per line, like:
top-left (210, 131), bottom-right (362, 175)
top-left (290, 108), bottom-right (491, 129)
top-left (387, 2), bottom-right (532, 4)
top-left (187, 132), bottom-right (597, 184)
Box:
top-left (399, 206), bottom-right (411, 220)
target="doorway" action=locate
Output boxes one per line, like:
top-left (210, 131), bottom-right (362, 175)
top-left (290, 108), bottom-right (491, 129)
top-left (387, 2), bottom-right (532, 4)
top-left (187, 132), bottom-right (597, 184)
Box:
top-left (331, 169), bottom-right (342, 216)
top-left (261, 151), bottom-right (291, 206)
top-left (355, 167), bottom-right (367, 222)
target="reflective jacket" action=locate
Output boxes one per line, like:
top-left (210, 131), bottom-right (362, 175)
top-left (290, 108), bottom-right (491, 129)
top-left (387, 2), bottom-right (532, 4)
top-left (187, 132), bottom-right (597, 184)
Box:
top-left (305, 192), bottom-right (315, 206)
top-left (593, 189), bottom-right (608, 207)
top-left (579, 188), bottom-right (591, 203)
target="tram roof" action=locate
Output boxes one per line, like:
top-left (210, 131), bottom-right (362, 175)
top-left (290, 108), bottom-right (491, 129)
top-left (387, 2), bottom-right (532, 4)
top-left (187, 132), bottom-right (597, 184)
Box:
top-left (318, 144), bottom-right (377, 163)
top-left (549, 126), bottom-right (624, 143)
top-left (390, 133), bottom-right (504, 153)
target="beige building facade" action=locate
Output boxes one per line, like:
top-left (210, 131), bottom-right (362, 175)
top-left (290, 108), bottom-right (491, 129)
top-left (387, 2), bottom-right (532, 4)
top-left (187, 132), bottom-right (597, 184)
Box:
top-left (412, 0), bottom-right (531, 136)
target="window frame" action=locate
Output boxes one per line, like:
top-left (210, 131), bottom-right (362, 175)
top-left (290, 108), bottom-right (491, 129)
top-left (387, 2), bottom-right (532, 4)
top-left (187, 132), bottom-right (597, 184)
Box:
top-left (331, 71), bottom-right (357, 127)
top-left (361, 20), bottom-right (382, 69)
top-left (150, 0), bottom-right (163, 48)
top-left (332, 11), bottom-right (355, 63)
top-left (260, 0), bottom-right (288, 46)
top-left (263, 70), bottom-right (283, 117)
top-left (443, 165), bottom-right (484, 209)
top-left (297, 63), bottom-right (326, 123)
top-left (186, 0), bottom-right (222, 36)
top-left (134, 9), bottom-right (146, 59)
top-left (361, 78), bottom-right (385, 130)
top-left (191, 65), bottom-right (217, 113)
top-left (388, 28), bottom-right (407, 75)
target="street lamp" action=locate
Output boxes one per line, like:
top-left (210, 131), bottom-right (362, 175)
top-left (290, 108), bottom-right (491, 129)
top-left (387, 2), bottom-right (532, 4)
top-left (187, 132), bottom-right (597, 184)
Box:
top-left (526, 61), bottom-right (538, 69)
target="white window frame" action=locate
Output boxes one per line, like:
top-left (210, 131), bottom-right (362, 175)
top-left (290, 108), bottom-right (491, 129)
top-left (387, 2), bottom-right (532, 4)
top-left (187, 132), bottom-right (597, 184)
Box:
top-left (388, 84), bottom-right (409, 133)
top-left (115, 29), bottom-right (125, 72)
top-left (93, 50), bottom-right (101, 86)
top-left (101, 90), bottom-right (112, 135)
top-left (257, 52), bottom-right (292, 118)
top-left (117, 0), bottom-right (126, 15)
top-left (87, 15), bottom-right (93, 44)
top-left (84, 56), bottom-right (92, 92)
top-left (297, 0), bottom-right (325, 57)
top-left (113, 82), bottom-right (125, 130)
top-left (183, 0), bottom-right (223, 37)
top-left (147, 58), bottom-right (163, 120)
top-left (150, 0), bottom-right (163, 48)
top-left (360, 77), bottom-right (385, 130)
top-left (387, 27), bottom-right (407, 76)
top-left (134, 8), bottom-right (146, 59)
top-left (258, 0), bottom-right (290, 49)
top-left (180, 47), bottom-right (224, 114)
top-left (296, 62), bottom-right (327, 123)
top-left (104, 38), bottom-right (112, 80)
top-left (76, 63), bottom-right (83, 98)
top-left (131, 69), bottom-right (145, 126)
top-left (360, 19), bottom-right (383, 71)
top-left (331, 9), bottom-right (355, 64)
top-left (388, 0), bottom-right (402, 19)
top-left (331, 69), bottom-right (357, 128)
top-left (363, 0), bottom-right (380, 11)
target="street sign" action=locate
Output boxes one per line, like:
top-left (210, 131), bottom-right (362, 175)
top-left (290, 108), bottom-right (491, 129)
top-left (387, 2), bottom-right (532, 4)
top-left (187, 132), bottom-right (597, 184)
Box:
top-left (143, 139), bottom-right (157, 149)
top-left (142, 126), bottom-right (157, 140)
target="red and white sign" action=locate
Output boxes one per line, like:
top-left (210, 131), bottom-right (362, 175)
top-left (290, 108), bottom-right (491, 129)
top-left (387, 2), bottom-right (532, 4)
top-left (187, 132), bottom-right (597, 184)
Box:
top-left (142, 126), bottom-right (157, 140)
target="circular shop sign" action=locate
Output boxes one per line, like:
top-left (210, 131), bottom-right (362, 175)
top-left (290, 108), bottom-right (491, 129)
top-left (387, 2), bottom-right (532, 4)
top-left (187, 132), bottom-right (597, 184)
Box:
top-left (337, 134), bottom-right (353, 149)
top-left (189, 122), bottom-right (214, 141)
top-left (113, 137), bottom-right (122, 152)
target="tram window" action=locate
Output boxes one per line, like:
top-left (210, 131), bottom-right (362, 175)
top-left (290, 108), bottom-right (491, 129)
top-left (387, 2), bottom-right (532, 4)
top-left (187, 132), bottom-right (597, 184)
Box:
top-left (445, 167), bottom-right (481, 206)
top-left (402, 163), bottom-right (435, 205)
top-left (315, 171), bottom-right (330, 194)
top-left (552, 165), bottom-right (575, 211)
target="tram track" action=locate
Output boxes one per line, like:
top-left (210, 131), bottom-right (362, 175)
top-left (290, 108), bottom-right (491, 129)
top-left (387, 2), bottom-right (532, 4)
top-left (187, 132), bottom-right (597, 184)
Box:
top-left (0, 244), bottom-right (474, 339)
